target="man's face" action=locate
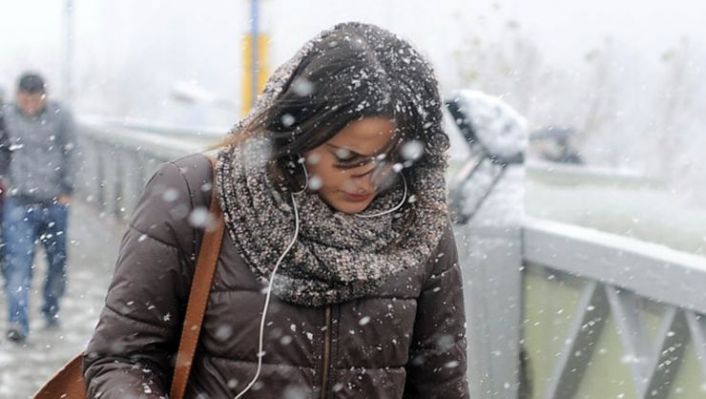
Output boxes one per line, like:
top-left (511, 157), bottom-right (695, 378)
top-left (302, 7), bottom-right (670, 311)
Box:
top-left (17, 90), bottom-right (46, 117)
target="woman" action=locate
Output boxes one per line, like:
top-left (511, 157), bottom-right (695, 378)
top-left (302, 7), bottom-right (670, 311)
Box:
top-left (84, 22), bottom-right (469, 398)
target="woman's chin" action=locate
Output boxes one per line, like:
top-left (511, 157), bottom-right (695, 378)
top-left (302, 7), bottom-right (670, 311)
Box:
top-left (322, 194), bottom-right (375, 215)
top-left (340, 203), bottom-right (371, 215)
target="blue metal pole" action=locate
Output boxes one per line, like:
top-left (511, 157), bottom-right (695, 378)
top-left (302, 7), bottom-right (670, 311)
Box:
top-left (250, 0), bottom-right (259, 108)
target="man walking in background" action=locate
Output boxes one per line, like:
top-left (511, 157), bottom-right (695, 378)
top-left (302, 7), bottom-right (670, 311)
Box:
top-left (0, 72), bottom-right (77, 344)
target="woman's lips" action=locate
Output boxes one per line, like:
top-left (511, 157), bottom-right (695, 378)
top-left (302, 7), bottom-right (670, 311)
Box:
top-left (343, 192), bottom-right (372, 202)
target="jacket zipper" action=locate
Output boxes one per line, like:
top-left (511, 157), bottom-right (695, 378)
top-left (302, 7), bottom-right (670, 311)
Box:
top-left (320, 305), bottom-right (332, 399)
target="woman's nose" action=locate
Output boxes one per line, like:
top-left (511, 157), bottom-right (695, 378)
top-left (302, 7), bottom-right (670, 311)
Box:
top-left (346, 172), bottom-right (375, 193)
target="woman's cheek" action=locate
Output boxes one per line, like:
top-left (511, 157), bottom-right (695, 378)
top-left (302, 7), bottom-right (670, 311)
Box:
top-left (340, 179), bottom-right (358, 193)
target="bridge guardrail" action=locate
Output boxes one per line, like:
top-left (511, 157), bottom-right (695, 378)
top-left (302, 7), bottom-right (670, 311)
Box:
top-left (75, 119), bottom-right (706, 399)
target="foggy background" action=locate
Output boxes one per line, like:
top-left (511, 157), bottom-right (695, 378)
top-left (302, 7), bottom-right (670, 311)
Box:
top-left (1, 3), bottom-right (706, 397)
top-left (1, 0), bottom-right (705, 206)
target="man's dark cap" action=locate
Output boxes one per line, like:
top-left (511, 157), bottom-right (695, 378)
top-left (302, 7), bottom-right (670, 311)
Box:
top-left (17, 73), bottom-right (46, 94)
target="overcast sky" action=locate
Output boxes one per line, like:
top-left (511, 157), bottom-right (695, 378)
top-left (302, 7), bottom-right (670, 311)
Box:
top-left (1, 0), bottom-right (704, 119)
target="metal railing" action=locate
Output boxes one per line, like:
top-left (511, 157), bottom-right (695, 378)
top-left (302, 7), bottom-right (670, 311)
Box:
top-left (521, 217), bottom-right (706, 399)
top-left (75, 120), bottom-right (706, 399)
top-left (75, 118), bottom-right (216, 220)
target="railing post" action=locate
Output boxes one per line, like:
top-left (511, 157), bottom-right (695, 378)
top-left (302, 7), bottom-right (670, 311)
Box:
top-left (454, 164), bottom-right (525, 398)
top-left (446, 90), bottom-right (528, 398)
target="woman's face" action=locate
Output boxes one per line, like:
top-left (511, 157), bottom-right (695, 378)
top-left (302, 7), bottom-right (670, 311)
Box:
top-left (304, 117), bottom-right (396, 214)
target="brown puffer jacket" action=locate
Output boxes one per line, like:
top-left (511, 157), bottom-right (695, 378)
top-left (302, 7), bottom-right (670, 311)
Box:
top-left (83, 153), bottom-right (469, 398)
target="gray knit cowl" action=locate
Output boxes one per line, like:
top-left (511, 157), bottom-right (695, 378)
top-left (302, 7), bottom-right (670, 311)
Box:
top-left (215, 22), bottom-right (450, 307)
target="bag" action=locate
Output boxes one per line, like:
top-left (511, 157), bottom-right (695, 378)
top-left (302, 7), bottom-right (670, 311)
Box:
top-left (33, 355), bottom-right (85, 399)
top-left (33, 160), bottom-right (224, 399)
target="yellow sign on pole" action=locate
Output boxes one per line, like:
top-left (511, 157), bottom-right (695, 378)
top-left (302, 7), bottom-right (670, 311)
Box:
top-left (241, 33), bottom-right (270, 116)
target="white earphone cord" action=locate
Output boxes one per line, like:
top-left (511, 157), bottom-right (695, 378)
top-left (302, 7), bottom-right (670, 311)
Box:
top-left (354, 174), bottom-right (407, 218)
top-left (234, 192), bottom-right (300, 399)
top-left (234, 167), bottom-right (406, 398)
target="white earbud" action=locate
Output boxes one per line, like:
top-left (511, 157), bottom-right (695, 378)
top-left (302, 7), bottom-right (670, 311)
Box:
top-left (294, 157), bottom-right (308, 195)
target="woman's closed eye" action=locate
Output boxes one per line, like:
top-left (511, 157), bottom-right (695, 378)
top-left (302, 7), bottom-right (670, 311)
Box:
top-left (327, 137), bottom-right (400, 174)
top-left (335, 156), bottom-right (372, 169)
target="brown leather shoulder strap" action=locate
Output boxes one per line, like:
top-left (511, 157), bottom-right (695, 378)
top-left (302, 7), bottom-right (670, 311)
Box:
top-left (169, 157), bottom-right (224, 399)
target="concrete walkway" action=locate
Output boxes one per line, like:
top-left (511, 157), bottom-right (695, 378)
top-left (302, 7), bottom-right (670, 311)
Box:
top-left (0, 201), bottom-right (126, 398)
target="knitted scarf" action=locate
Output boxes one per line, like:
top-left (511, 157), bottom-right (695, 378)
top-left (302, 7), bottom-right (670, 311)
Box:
top-left (215, 23), bottom-right (450, 306)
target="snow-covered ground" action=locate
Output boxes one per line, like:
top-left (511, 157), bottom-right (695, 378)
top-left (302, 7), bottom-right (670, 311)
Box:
top-left (0, 202), bottom-right (125, 398)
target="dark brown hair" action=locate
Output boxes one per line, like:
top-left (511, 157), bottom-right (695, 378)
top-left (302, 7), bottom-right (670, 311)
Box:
top-left (218, 22), bottom-right (444, 192)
